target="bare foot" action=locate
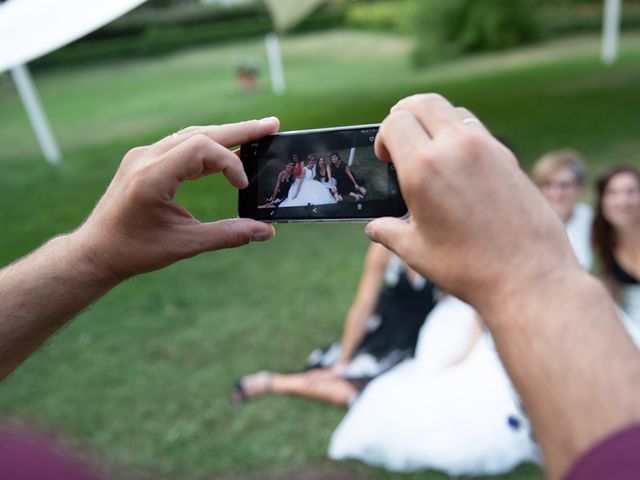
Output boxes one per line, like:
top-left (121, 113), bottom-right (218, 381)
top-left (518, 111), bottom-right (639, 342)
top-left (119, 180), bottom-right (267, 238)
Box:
top-left (231, 370), bottom-right (273, 405)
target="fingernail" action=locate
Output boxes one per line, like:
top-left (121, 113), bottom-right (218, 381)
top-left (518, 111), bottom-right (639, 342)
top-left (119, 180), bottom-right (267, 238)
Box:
top-left (364, 224), bottom-right (377, 242)
top-left (258, 116), bottom-right (278, 125)
top-left (251, 226), bottom-right (275, 242)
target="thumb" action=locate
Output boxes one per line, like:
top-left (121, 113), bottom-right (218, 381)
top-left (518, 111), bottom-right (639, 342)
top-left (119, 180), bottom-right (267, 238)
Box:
top-left (365, 217), bottom-right (412, 259)
top-left (191, 218), bottom-right (275, 252)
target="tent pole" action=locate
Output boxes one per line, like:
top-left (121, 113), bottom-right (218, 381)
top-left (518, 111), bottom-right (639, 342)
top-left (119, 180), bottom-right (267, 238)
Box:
top-left (10, 64), bottom-right (61, 164)
top-left (265, 32), bottom-right (286, 95)
top-left (602, 0), bottom-right (622, 65)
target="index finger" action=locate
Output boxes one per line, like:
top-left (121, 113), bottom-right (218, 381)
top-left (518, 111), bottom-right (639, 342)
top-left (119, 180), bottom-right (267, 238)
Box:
top-left (144, 134), bottom-right (249, 200)
top-left (153, 117), bottom-right (280, 154)
top-left (375, 109), bottom-right (432, 178)
top-left (391, 93), bottom-right (462, 138)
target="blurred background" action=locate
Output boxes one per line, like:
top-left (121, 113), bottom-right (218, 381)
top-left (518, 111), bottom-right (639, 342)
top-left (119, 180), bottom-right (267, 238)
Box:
top-left (1, 0), bottom-right (639, 478)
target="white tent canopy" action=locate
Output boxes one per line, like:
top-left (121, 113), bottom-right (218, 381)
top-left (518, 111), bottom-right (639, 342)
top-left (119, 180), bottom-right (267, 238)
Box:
top-left (0, 0), bottom-right (148, 164)
top-left (0, 0), bottom-right (148, 73)
top-left (263, 0), bottom-right (326, 33)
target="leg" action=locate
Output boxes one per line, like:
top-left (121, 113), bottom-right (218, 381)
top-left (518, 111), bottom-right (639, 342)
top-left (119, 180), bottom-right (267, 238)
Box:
top-left (272, 370), bottom-right (358, 407)
top-left (235, 369), bottom-right (357, 407)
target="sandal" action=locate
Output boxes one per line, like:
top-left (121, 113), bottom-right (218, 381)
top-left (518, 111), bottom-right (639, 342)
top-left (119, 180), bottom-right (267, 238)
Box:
top-left (230, 370), bottom-right (273, 406)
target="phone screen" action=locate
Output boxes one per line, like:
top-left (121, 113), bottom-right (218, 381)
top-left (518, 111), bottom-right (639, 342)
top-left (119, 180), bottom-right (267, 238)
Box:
top-left (238, 125), bottom-right (406, 222)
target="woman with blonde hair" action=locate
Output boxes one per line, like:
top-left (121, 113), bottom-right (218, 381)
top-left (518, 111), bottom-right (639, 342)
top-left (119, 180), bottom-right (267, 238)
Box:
top-left (531, 149), bottom-right (593, 270)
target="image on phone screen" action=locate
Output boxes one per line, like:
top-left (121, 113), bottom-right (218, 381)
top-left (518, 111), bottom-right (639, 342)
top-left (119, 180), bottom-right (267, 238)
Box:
top-left (239, 125), bottom-right (406, 222)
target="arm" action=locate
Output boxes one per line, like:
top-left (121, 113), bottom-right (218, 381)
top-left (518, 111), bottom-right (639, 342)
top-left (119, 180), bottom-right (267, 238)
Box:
top-left (366, 93), bottom-right (640, 480)
top-left (0, 118), bottom-right (280, 380)
top-left (270, 171), bottom-right (284, 200)
top-left (335, 243), bottom-right (390, 369)
top-left (344, 166), bottom-right (360, 189)
top-left (292, 171), bottom-right (304, 199)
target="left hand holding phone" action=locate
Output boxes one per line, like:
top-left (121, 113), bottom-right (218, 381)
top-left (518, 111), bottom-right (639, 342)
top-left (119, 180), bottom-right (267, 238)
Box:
top-left (73, 117), bottom-right (280, 282)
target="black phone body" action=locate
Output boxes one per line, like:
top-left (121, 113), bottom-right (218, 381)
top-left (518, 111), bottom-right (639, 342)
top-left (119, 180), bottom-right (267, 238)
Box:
top-left (238, 124), bottom-right (407, 223)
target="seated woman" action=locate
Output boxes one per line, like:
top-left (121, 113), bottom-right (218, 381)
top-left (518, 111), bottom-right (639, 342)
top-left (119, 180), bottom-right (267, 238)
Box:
top-left (315, 156), bottom-right (340, 201)
top-left (330, 152), bottom-right (366, 202)
top-left (592, 166), bottom-right (640, 324)
top-left (258, 161), bottom-right (294, 208)
top-left (231, 242), bottom-right (438, 407)
top-left (531, 149), bottom-right (593, 270)
top-left (328, 295), bottom-right (539, 475)
top-left (328, 153), bottom-right (631, 477)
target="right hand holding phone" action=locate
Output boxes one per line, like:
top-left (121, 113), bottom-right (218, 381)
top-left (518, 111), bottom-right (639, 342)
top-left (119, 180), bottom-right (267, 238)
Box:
top-left (366, 93), bottom-right (580, 314)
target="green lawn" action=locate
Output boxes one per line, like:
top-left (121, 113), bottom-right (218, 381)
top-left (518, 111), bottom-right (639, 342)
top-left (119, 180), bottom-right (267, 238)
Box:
top-left (1, 29), bottom-right (639, 479)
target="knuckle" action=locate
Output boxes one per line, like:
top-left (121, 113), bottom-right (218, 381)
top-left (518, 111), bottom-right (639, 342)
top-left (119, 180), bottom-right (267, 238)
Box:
top-left (177, 126), bottom-right (197, 135)
top-left (187, 133), bottom-right (214, 157)
top-left (126, 165), bottom-right (153, 194)
top-left (456, 107), bottom-right (473, 117)
top-left (224, 223), bottom-right (251, 249)
top-left (385, 109), bottom-right (413, 124)
top-left (394, 93), bottom-right (449, 113)
top-left (123, 146), bottom-right (147, 163)
top-left (405, 148), bottom-right (437, 189)
top-left (421, 92), bottom-right (446, 103)
top-left (416, 92), bottom-right (447, 108)
top-left (404, 172), bottom-right (425, 194)
top-left (235, 120), bottom-right (259, 144)
top-left (412, 147), bottom-right (436, 168)
top-left (455, 130), bottom-right (485, 154)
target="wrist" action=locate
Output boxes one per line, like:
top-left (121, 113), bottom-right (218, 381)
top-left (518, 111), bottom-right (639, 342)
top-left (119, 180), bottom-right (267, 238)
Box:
top-left (478, 267), bottom-right (603, 332)
top-left (333, 361), bottom-right (348, 375)
top-left (62, 229), bottom-right (127, 288)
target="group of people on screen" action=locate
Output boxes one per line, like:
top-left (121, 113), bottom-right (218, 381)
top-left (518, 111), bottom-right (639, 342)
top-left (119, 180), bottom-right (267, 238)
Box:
top-left (233, 148), bottom-right (640, 476)
top-left (259, 152), bottom-right (367, 209)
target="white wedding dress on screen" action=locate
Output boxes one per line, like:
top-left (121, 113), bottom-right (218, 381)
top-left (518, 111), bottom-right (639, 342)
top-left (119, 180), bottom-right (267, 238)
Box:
top-left (279, 167), bottom-right (337, 208)
top-left (328, 296), bottom-right (539, 476)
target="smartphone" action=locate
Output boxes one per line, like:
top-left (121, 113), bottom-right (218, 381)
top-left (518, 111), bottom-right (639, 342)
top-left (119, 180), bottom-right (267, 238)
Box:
top-left (238, 124), bottom-right (407, 222)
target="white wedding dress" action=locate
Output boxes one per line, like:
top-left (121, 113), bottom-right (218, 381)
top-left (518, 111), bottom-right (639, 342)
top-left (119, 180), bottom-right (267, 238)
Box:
top-left (327, 202), bottom-right (635, 476)
top-left (279, 167), bottom-right (336, 208)
top-left (328, 296), bottom-right (539, 475)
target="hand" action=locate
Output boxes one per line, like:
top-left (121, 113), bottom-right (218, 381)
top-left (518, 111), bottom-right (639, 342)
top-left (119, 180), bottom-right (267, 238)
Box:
top-left (330, 362), bottom-right (348, 377)
top-left (366, 94), bottom-right (580, 313)
top-left (72, 118), bottom-right (280, 281)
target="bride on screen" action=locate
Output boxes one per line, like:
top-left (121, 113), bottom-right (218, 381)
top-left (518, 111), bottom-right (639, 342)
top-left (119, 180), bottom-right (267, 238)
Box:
top-left (279, 159), bottom-right (338, 208)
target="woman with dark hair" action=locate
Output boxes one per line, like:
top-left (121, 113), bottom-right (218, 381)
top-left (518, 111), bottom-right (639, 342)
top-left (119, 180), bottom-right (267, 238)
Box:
top-left (315, 156), bottom-right (339, 201)
top-left (231, 243), bottom-right (438, 407)
top-left (258, 161), bottom-right (294, 208)
top-left (592, 166), bottom-right (640, 322)
top-left (330, 152), bottom-right (366, 201)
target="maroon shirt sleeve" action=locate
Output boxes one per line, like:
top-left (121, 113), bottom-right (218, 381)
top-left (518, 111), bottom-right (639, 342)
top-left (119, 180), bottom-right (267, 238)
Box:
top-left (564, 423), bottom-right (640, 480)
top-left (0, 429), bottom-right (100, 480)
